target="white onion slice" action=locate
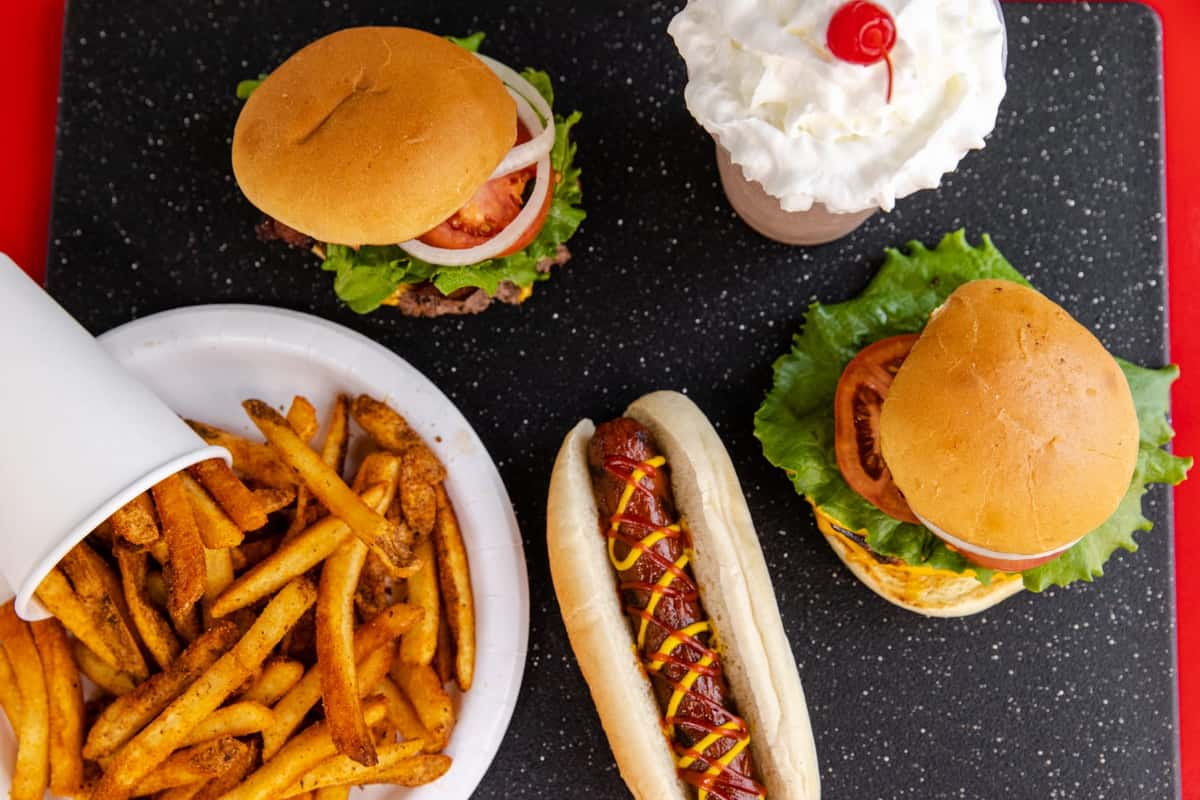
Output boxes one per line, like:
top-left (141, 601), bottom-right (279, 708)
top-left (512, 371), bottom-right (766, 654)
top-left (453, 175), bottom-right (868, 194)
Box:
top-left (488, 89), bottom-right (555, 180)
top-left (475, 53), bottom-right (553, 124)
top-left (397, 152), bottom-right (552, 267)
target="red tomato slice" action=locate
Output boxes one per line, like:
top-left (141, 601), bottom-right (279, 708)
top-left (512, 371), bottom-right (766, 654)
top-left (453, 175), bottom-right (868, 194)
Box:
top-left (833, 334), bottom-right (921, 524)
top-left (417, 121), bottom-right (553, 256)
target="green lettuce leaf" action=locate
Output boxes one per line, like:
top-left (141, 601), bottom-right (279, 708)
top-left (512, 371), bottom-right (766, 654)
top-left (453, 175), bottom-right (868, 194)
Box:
top-left (235, 74), bottom-right (267, 100)
top-left (754, 231), bottom-right (1192, 591)
top-left (317, 77), bottom-right (585, 314)
top-left (446, 32), bottom-right (486, 52)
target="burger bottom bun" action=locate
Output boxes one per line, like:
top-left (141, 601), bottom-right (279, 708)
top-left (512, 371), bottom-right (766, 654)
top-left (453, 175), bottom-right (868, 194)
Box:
top-left (547, 391), bottom-right (820, 800)
top-left (813, 506), bottom-right (1024, 617)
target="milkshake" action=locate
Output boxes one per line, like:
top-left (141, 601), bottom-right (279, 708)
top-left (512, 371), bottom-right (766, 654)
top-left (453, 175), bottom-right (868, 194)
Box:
top-left (669, 0), bottom-right (1008, 245)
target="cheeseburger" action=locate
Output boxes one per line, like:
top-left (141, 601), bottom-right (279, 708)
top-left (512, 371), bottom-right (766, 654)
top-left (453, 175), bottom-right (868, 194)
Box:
top-left (755, 232), bottom-right (1191, 616)
top-left (232, 28), bottom-right (584, 317)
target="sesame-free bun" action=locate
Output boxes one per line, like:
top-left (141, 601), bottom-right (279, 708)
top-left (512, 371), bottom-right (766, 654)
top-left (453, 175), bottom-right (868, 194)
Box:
top-left (232, 27), bottom-right (515, 246)
top-left (880, 280), bottom-right (1139, 556)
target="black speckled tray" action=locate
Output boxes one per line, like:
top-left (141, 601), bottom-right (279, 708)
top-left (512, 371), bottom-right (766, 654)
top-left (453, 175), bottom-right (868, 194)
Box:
top-left (45, 2), bottom-right (1175, 798)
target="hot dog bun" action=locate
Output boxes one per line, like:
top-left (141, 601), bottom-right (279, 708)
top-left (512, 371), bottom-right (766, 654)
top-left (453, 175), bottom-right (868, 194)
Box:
top-left (547, 390), bottom-right (820, 800)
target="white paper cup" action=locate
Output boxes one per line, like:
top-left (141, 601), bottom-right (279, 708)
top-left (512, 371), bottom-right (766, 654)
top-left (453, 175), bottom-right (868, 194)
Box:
top-left (0, 254), bottom-right (228, 619)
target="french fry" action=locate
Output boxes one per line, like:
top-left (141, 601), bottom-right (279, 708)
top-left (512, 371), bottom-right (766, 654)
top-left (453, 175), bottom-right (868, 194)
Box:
top-left (349, 395), bottom-right (440, 463)
top-left (115, 543), bottom-right (181, 670)
top-left (355, 547), bottom-right (397, 620)
top-left (432, 485), bottom-right (476, 691)
top-left (284, 395), bottom-right (348, 543)
top-left (314, 787), bottom-right (351, 800)
top-left (222, 699), bottom-right (387, 800)
top-left (163, 738), bottom-right (258, 800)
top-left (188, 458), bottom-right (269, 531)
top-left (152, 473), bottom-right (208, 622)
top-left (434, 596), bottom-right (455, 686)
top-left (109, 492), bottom-right (160, 547)
top-left (213, 482), bottom-right (391, 618)
top-left (83, 620), bottom-right (240, 760)
top-left (317, 534), bottom-right (374, 765)
top-left (398, 449), bottom-right (439, 539)
top-left (186, 419), bottom-right (297, 490)
top-left (31, 618), bottom-right (85, 797)
top-left (72, 641), bottom-right (138, 697)
top-left (285, 755), bottom-right (451, 797)
top-left (374, 678), bottom-right (436, 752)
top-left (243, 399), bottom-right (412, 572)
top-left (262, 603), bottom-right (421, 758)
top-left (146, 567), bottom-right (169, 607)
top-left (240, 657), bottom-right (305, 706)
top-left (35, 566), bottom-right (121, 670)
top-left (131, 737), bottom-right (248, 795)
top-left (0, 603), bottom-right (50, 800)
top-left (177, 702), bottom-right (273, 747)
top-left (0, 644), bottom-right (23, 733)
top-left (281, 740), bottom-right (425, 796)
top-left (203, 546), bottom-right (236, 626)
top-left (390, 662), bottom-right (454, 751)
top-left (90, 577), bottom-right (317, 800)
top-left (287, 395), bottom-right (320, 443)
top-left (253, 486), bottom-right (297, 515)
top-left (181, 472), bottom-right (245, 548)
top-left (59, 542), bottom-right (149, 681)
top-left (398, 536), bottom-right (439, 666)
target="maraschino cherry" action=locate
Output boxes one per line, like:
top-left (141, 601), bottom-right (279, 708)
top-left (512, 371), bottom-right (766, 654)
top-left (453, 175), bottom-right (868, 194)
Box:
top-left (827, 1), bottom-right (898, 103)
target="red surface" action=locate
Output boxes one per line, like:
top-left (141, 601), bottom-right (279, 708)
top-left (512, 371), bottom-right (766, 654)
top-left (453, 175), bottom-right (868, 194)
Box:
top-left (1, 0), bottom-right (1198, 794)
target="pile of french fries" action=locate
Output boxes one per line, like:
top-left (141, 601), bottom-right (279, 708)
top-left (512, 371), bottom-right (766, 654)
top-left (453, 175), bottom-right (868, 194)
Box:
top-left (0, 393), bottom-right (475, 800)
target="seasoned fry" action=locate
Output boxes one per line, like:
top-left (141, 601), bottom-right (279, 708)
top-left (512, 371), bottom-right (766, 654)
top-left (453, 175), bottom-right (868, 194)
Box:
top-left (281, 740), bottom-right (425, 796)
top-left (390, 662), bottom-right (454, 751)
top-left (59, 542), bottom-right (149, 681)
top-left (0, 602), bottom-right (50, 800)
top-left (314, 787), bottom-right (351, 800)
top-left (317, 539), bottom-right (373, 764)
top-left (287, 395), bottom-right (320, 443)
top-left (177, 702), bottom-right (273, 747)
top-left (115, 543), bottom-right (181, 670)
top-left (182, 472), bottom-right (245, 548)
top-left (131, 737), bottom-right (248, 795)
top-left (374, 678), bottom-right (435, 752)
top-left (188, 458), bottom-right (269, 531)
top-left (35, 566), bottom-right (121, 670)
top-left (83, 620), bottom-right (240, 760)
top-left (349, 395), bottom-right (437, 462)
top-left (72, 641), bottom-right (138, 697)
top-left (253, 486), bottom-right (297, 515)
top-left (263, 604), bottom-right (421, 758)
top-left (0, 644), bottom-right (23, 733)
top-left (398, 450), bottom-right (439, 539)
top-left (31, 618), bottom-right (85, 797)
top-left (433, 485), bottom-right (476, 691)
top-left (165, 739), bottom-right (258, 800)
top-left (399, 536), bottom-right (439, 667)
top-left (109, 492), bottom-right (160, 547)
top-left (90, 577), bottom-right (317, 800)
top-left (355, 547), bottom-right (397, 620)
top-left (240, 657), bottom-right (305, 706)
top-left (186, 419), bottom-right (297, 489)
top-left (320, 395), bottom-right (351, 477)
top-left (243, 399), bottom-right (411, 572)
top-left (222, 699), bottom-right (387, 800)
top-left (285, 755), bottom-right (450, 797)
top-left (434, 596), bottom-right (455, 686)
top-left (152, 473), bottom-right (208, 622)
top-left (203, 546), bottom-right (236, 626)
top-left (213, 482), bottom-right (391, 617)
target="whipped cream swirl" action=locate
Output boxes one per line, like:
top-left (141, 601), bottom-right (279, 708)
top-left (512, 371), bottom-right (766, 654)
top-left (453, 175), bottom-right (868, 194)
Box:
top-left (668, 0), bottom-right (1007, 214)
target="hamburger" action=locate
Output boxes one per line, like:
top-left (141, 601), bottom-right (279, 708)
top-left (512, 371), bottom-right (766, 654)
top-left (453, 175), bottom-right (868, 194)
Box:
top-left (755, 231), bottom-right (1191, 616)
top-left (232, 28), bottom-right (584, 317)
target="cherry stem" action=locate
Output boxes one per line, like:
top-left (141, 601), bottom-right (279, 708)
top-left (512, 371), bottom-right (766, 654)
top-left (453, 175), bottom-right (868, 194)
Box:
top-left (883, 51), bottom-right (894, 104)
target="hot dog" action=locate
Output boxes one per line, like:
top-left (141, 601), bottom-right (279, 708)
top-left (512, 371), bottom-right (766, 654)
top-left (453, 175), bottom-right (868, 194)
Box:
top-left (547, 391), bottom-right (820, 800)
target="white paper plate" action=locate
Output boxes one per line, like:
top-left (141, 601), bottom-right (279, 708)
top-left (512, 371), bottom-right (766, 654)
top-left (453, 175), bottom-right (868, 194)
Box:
top-left (0, 304), bottom-right (529, 800)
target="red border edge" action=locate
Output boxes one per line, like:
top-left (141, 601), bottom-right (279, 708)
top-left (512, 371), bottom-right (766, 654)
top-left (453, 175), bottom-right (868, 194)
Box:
top-left (0, 0), bottom-right (1198, 797)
